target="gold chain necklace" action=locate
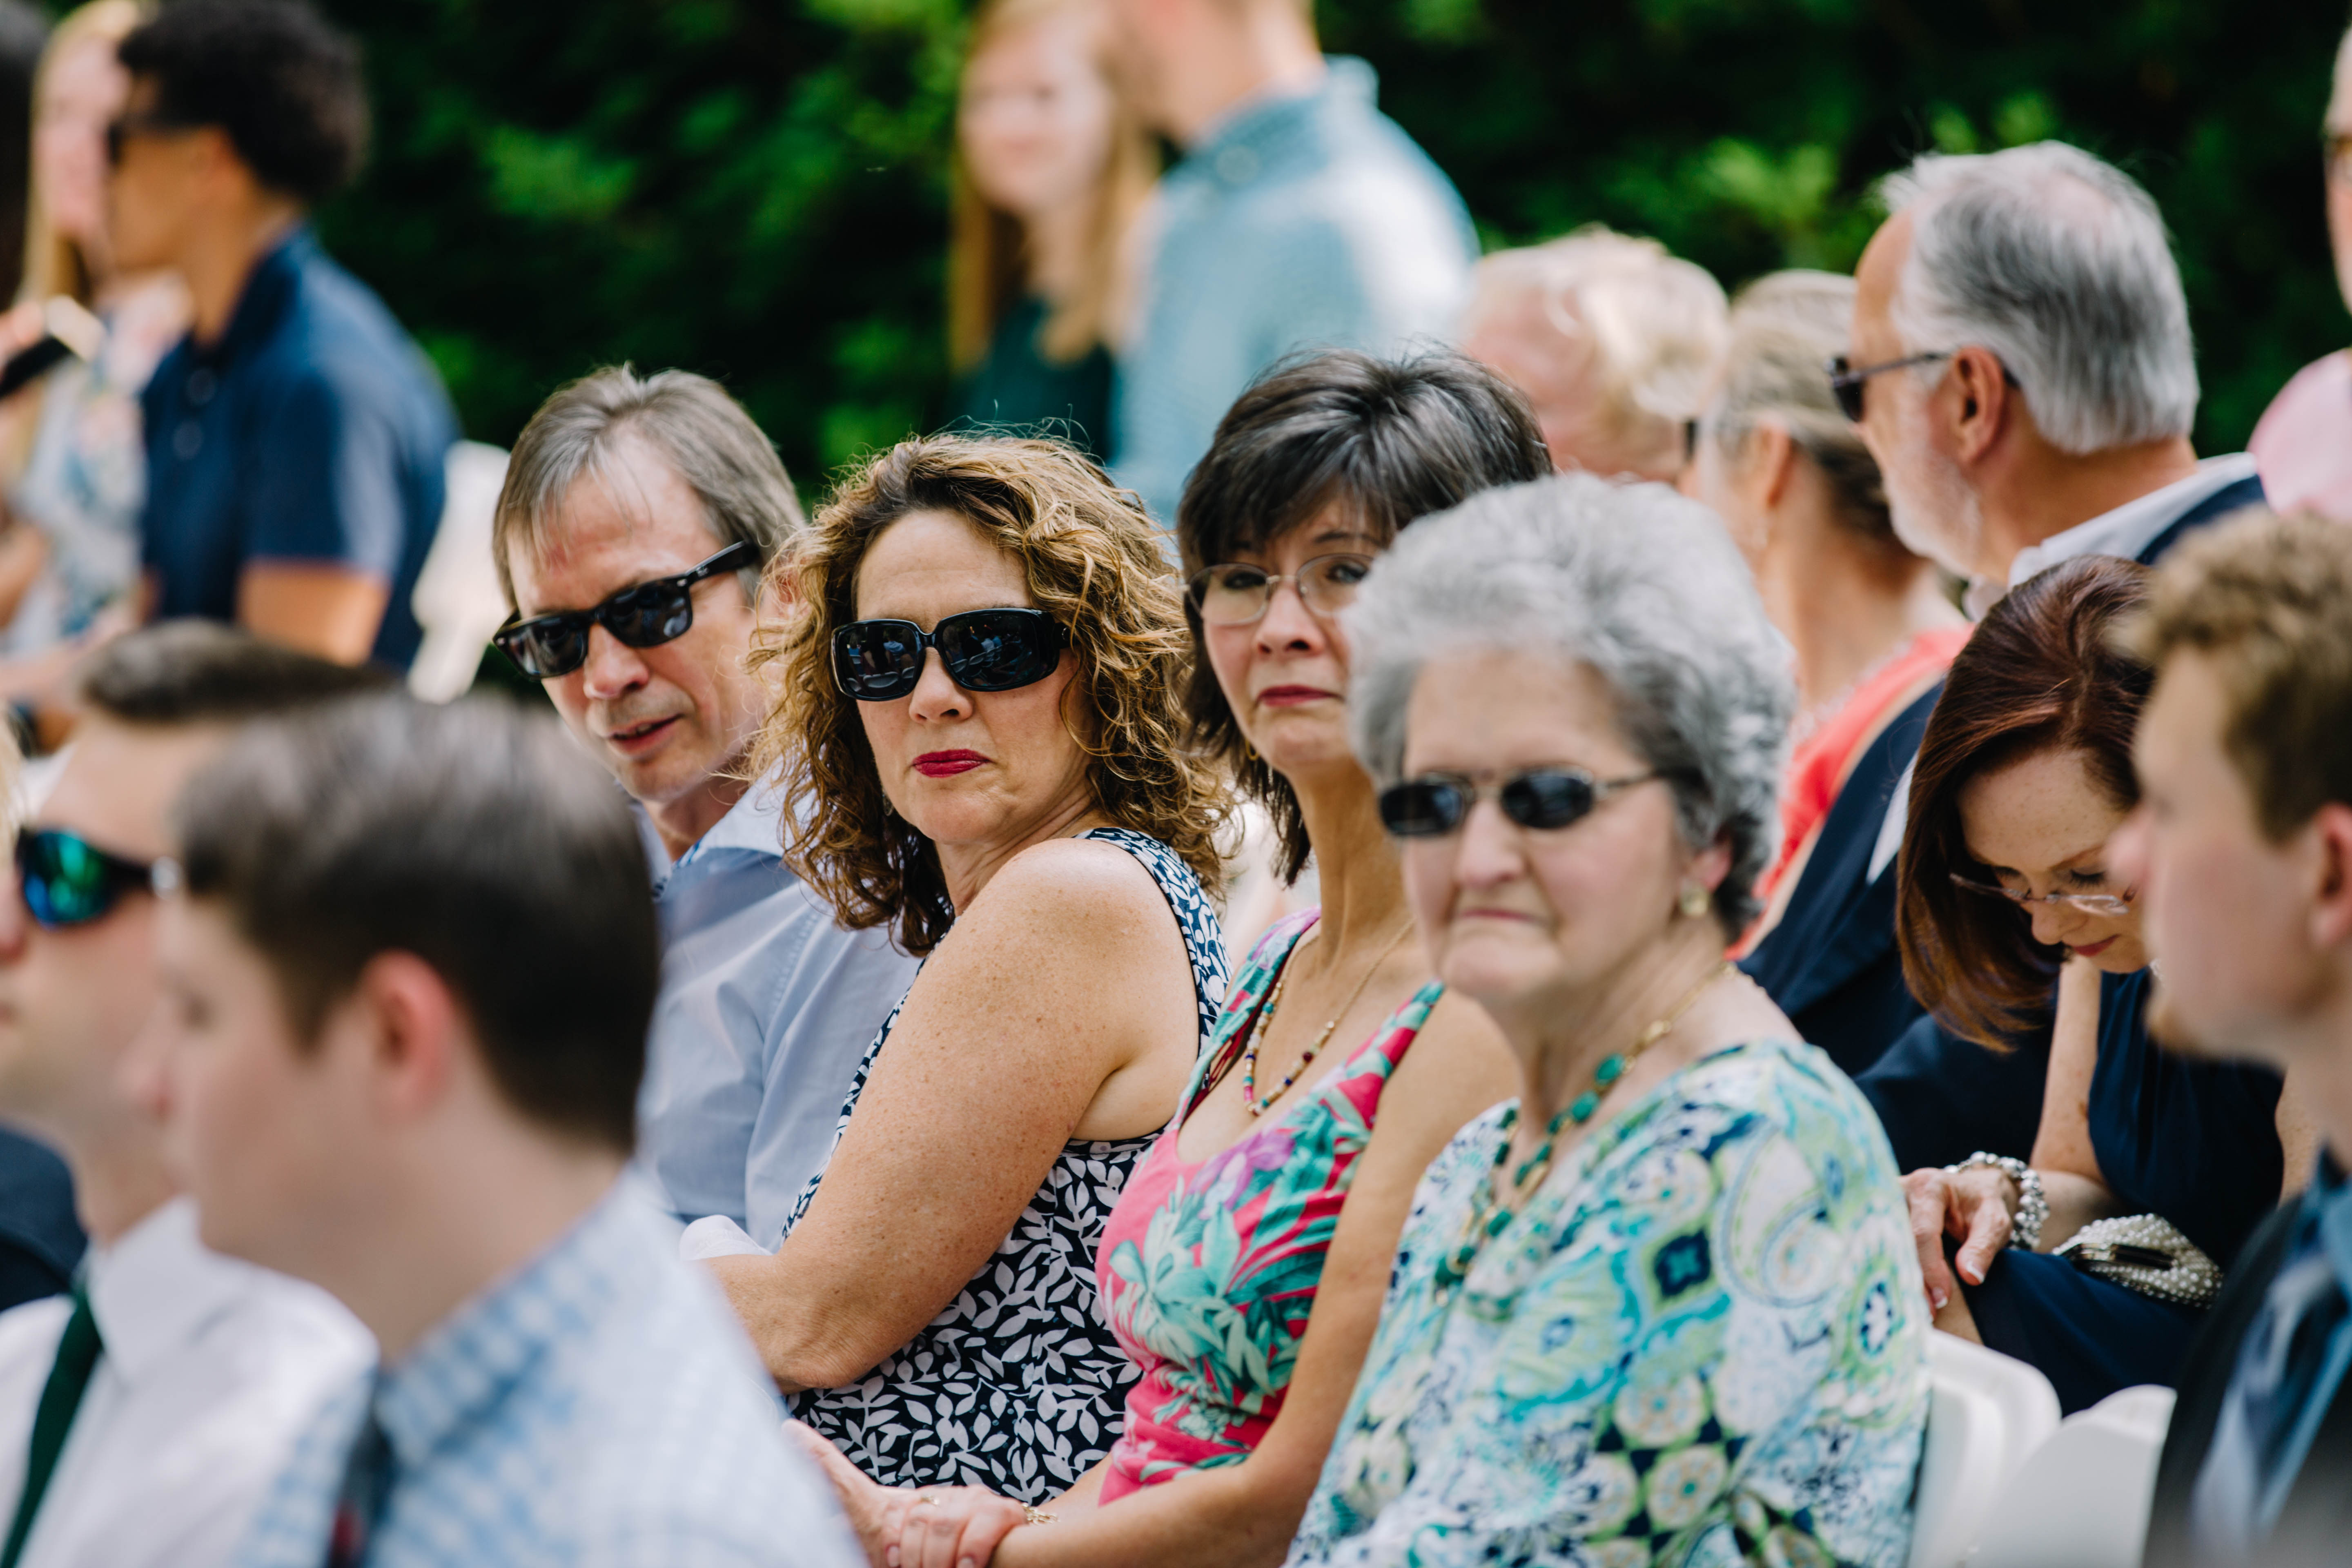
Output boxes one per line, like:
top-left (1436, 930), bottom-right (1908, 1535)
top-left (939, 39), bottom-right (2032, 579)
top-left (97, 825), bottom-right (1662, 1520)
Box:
top-left (1434, 961), bottom-right (1736, 1295)
top-left (1239, 922), bottom-right (1413, 1117)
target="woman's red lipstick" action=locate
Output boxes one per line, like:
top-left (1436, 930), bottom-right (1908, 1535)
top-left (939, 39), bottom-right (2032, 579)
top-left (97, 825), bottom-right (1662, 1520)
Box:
top-left (913, 750), bottom-right (987, 778)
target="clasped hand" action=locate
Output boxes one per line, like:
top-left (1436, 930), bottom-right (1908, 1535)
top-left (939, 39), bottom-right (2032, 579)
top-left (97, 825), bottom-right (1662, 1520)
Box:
top-left (789, 1421), bottom-right (1028, 1568)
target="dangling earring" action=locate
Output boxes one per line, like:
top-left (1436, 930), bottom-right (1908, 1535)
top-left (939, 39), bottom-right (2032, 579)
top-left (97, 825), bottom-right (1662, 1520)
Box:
top-left (1243, 738), bottom-right (1259, 763)
top-left (1678, 883), bottom-right (1712, 920)
top-left (881, 795), bottom-right (898, 821)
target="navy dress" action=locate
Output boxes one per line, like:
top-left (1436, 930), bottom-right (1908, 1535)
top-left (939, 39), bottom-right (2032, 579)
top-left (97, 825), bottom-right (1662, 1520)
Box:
top-left (1965, 968), bottom-right (2285, 1413)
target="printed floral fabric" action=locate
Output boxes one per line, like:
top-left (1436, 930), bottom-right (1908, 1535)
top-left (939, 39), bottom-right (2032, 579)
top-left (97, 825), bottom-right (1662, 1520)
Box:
top-left (782, 829), bottom-right (1228, 1502)
top-left (1288, 1038), bottom-right (1929, 1568)
top-left (1097, 908), bottom-right (1442, 1500)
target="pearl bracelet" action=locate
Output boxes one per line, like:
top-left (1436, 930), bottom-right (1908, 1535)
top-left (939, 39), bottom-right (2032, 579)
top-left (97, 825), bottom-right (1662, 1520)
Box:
top-left (1022, 1506), bottom-right (1058, 1526)
top-left (1944, 1152), bottom-right (2048, 1252)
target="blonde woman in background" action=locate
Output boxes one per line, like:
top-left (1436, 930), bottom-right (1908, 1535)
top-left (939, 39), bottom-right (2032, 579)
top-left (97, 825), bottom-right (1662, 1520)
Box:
top-left (1459, 226), bottom-right (1726, 482)
top-left (946, 0), bottom-right (1154, 460)
top-left (1685, 273), bottom-right (1967, 918)
top-left (0, 0), bottom-right (186, 679)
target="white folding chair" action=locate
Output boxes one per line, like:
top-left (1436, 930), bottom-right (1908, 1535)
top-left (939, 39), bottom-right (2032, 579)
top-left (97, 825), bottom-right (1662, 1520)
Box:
top-left (408, 441), bottom-right (512, 702)
top-left (1908, 1331), bottom-right (2063, 1568)
top-left (1969, 1384), bottom-right (2175, 1568)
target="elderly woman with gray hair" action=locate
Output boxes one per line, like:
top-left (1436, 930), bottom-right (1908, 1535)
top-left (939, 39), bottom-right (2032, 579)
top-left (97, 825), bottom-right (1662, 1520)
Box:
top-left (1283, 475), bottom-right (1929, 1568)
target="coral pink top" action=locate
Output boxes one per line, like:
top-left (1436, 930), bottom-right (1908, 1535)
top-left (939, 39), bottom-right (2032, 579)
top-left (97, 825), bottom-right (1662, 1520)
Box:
top-left (1758, 624), bottom-right (1971, 907)
top-left (1093, 910), bottom-right (1439, 1501)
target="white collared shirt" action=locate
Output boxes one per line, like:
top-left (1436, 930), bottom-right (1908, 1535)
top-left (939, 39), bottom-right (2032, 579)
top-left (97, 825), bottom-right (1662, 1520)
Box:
top-left (0, 1196), bottom-right (373, 1568)
top-left (1963, 452), bottom-right (2262, 616)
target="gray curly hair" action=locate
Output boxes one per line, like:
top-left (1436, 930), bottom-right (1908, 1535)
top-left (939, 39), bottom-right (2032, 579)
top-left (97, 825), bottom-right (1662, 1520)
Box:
top-left (1344, 472), bottom-right (1794, 935)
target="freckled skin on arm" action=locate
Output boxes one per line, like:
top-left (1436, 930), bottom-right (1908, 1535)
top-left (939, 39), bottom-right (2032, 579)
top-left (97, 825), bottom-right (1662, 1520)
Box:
top-left (709, 837), bottom-right (1199, 1392)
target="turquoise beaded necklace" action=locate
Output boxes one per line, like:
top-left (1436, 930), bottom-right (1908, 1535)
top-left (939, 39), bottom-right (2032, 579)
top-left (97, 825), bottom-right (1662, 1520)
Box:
top-left (1432, 962), bottom-right (1735, 1296)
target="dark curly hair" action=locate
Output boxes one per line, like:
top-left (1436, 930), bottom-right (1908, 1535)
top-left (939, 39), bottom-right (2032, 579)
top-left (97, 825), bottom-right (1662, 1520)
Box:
top-left (749, 435), bottom-right (1227, 956)
top-left (1176, 349), bottom-right (1552, 882)
top-left (1896, 555), bottom-right (2152, 1047)
top-left (118, 0), bottom-right (366, 204)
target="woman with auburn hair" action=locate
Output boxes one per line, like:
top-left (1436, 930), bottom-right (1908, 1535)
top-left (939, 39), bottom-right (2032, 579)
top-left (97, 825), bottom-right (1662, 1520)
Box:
top-left (703, 434), bottom-right (1228, 1499)
top-left (1891, 554), bottom-right (2308, 1413)
top-left (946, 0), bottom-right (1154, 458)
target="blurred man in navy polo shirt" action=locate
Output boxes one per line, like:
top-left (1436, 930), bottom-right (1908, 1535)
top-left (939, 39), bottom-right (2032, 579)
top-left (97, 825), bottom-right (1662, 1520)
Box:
top-left (111, 0), bottom-right (452, 670)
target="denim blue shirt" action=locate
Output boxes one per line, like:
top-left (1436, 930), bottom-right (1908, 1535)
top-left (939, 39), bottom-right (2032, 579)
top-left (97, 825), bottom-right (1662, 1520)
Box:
top-left (2191, 1159), bottom-right (2352, 1552)
top-left (1112, 58), bottom-right (1477, 528)
top-left (140, 227), bottom-right (456, 670)
top-left (235, 1181), bottom-right (860, 1568)
top-left (636, 783), bottom-right (918, 1248)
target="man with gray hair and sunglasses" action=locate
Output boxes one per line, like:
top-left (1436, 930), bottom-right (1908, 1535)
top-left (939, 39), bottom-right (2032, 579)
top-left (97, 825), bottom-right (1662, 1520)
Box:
top-left (491, 367), bottom-right (914, 1251)
top-left (1843, 140), bottom-right (2263, 613)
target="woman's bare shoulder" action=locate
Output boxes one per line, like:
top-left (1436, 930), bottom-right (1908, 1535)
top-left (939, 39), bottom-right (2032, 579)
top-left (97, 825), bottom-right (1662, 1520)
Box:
top-left (940, 835), bottom-right (1179, 976)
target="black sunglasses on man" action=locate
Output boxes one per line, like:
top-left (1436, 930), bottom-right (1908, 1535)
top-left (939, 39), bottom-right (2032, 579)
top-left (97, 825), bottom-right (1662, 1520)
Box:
top-left (494, 541), bottom-right (758, 680)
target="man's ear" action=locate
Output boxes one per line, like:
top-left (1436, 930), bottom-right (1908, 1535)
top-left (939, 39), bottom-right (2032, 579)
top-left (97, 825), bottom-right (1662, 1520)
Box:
top-left (346, 951), bottom-right (464, 1125)
top-left (2307, 802), bottom-right (2352, 953)
top-left (1945, 345), bottom-right (2014, 467)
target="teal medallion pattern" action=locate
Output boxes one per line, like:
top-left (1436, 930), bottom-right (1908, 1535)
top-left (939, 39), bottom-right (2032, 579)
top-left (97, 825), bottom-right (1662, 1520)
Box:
top-left (1287, 1038), bottom-right (1929, 1568)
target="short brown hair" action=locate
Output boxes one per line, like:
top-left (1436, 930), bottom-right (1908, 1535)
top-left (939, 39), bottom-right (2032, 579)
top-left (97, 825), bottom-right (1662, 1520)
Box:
top-left (1897, 555), bottom-right (2152, 1046)
top-left (176, 695), bottom-right (658, 1153)
top-left (2123, 508), bottom-right (2352, 840)
top-left (749, 436), bottom-right (1226, 956)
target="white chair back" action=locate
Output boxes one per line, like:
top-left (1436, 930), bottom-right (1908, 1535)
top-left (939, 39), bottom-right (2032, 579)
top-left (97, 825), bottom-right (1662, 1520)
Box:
top-left (1907, 1332), bottom-right (2063, 1568)
top-left (408, 441), bottom-right (512, 702)
top-left (1969, 1385), bottom-right (2175, 1568)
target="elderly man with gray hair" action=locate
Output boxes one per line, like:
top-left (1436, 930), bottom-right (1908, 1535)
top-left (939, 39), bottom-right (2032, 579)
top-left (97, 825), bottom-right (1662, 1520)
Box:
top-left (1844, 140), bottom-right (2263, 616)
top-left (490, 367), bottom-right (915, 1246)
top-left (1833, 145), bottom-right (2264, 1173)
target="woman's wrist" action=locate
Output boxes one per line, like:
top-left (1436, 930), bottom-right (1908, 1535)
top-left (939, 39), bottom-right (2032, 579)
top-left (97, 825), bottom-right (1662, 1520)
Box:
top-left (1944, 1152), bottom-right (2048, 1250)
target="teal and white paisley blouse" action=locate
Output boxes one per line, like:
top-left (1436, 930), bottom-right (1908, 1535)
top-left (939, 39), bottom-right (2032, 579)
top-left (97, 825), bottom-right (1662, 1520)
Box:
top-left (1287, 1038), bottom-right (1929, 1568)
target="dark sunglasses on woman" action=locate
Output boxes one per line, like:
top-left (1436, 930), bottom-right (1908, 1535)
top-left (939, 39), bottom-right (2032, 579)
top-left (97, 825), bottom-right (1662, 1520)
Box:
top-left (13, 828), bottom-right (167, 929)
top-left (1378, 767), bottom-right (1658, 838)
top-left (833, 608), bottom-right (1067, 702)
top-left (493, 540), bottom-right (758, 679)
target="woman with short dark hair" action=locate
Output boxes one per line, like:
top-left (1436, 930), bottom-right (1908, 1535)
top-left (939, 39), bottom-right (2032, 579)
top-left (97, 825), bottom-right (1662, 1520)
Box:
top-left (1894, 554), bottom-right (2303, 1413)
top-left (801, 351), bottom-right (1541, 1568)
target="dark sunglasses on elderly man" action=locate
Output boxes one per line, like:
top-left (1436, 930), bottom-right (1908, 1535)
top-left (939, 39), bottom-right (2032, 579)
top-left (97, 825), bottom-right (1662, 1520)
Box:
top-left (832, 608), bottom-right (1067, 702)
top-left (13, 828), bottom-right (169, 930)
top-left (493, 541), bottom-right (758, 679)
top-left (1378, 767), bottom-right (1659, 838)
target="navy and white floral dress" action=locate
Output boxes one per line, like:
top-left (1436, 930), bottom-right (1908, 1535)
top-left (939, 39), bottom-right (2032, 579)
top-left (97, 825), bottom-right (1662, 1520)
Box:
top-left (782, 828), bottom-right (1227, 1500)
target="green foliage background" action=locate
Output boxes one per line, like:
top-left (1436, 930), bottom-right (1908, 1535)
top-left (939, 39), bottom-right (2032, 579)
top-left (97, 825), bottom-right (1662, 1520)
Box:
top-left (313, 0), bottom-right (2351, 489)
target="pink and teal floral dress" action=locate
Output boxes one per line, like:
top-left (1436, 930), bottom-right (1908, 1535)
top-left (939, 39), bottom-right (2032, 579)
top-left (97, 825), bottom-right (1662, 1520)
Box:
top-left (1095, 909), bottom-right (1443, 1501)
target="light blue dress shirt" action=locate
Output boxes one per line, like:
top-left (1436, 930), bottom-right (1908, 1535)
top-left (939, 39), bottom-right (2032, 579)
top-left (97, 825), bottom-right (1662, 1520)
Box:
top-left (635, 784), bottom-right (919, 1248)
top-left (1112, 58), bottom-right (1478, 528)
top-left (235, 1182), bottom-right (862, 1568)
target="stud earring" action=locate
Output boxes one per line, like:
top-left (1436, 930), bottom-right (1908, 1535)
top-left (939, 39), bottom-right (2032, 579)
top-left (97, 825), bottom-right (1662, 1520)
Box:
top-left (1678, 883), bottom-right (1712, 920)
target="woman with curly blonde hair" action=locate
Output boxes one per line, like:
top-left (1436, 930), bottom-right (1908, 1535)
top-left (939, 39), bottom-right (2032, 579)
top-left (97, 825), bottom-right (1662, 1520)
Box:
top-left (706, 434), bottom-right (1229, 1502)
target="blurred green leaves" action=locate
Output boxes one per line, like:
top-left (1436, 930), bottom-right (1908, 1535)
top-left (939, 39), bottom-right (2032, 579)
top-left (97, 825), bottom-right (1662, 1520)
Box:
top-left (314, 0), bottom-right (2344, 486)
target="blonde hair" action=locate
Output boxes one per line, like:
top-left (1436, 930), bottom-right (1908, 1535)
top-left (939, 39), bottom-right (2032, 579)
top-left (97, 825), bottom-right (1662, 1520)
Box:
top-left (947, 0), bottom-right (1156, 370)
top-left (748, 435), bottom-right (1227, 956)
top-left (1466, 227), bottom-right (1728, 477)
top-left (17, 1), bottom-right (147, 309)
top-left (1705, 270), bottom-right (1898, 556)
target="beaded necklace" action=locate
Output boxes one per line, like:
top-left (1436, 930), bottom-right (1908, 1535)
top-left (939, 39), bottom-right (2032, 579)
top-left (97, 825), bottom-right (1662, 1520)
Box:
top-left (1432, 961), bottom-right (1735, 1296)
top-left (1234, 922), bottom-right (1411, 1117)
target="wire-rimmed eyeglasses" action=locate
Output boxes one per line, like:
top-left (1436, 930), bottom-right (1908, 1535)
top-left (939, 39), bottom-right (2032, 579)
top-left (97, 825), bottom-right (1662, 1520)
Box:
top-left (1949, 873), bottom-right (2134, 919)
